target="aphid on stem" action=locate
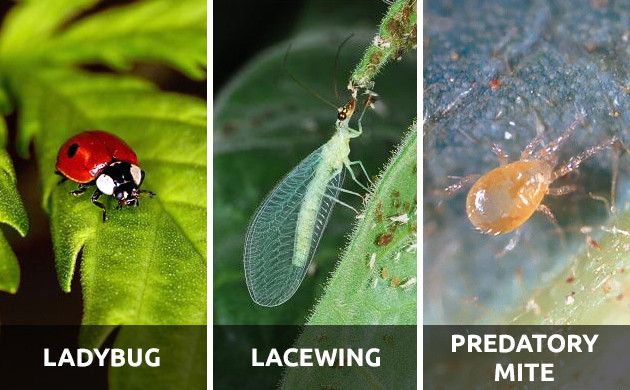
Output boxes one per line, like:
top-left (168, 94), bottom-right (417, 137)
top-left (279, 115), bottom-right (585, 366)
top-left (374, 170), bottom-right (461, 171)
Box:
top-left (446, 110), bottom-right (620, 235)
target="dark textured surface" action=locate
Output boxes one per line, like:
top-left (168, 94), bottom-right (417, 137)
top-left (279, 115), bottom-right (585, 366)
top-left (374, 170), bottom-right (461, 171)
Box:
top-left (424, 0), bottom-right (630, 324)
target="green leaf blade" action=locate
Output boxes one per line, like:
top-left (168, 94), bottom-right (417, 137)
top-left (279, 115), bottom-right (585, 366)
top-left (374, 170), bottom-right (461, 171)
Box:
top-left (0, 0), bottom-right (100, 57)
top-left (11, 67), bottom-right (206, 328)
top-left (0, 119), bottom-right (29, 293)
top-left (81, 205), bottom-right (206, 325)
top-left (309, 125), bottom-right (418, 325)
top-left (109, 326), bottom-right (206, 390)
top-left (0, 233), bottom-right (19, 294)
top-left (0, 0), bottom-right (207, 384)
top-left (41, 0), bottom-right (207, 79)
top-left (0, 148), bottom-right (28, 237)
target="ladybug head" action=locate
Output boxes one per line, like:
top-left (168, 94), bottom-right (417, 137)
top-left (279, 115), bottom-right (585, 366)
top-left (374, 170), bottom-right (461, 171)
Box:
top-left (95, 161), bottom-right (145, 206)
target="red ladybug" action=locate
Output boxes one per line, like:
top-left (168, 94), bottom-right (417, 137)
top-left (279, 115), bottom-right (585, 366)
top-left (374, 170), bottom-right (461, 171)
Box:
top-left (56, 131), bottom-right (155, 221)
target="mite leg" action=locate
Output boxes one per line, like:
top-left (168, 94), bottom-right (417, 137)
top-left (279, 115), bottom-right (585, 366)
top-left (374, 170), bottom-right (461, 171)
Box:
top-left (539, 109), bottom-right (587, 158)
top-left (495, 229), bottom-right (521, 258)
top-left (445, 174), bottom-right (481, 195)
top-left (553, 136), bottom-right (620, 179)
top-left (537, 204), bottom-right (556, 224)
top-left (91, 189), bottom-right (107, 222)
top-left (521, 134), bottom-right (544, 159)
top-left (348, 160), bottom-right (373, 187)
top-left (491, 143), bottom-right (508, 166)
top-left (547, 185), bottom-right (578, 196)
top-left (538, 204), bottom-right (567, 248)
top-left (589, 192), bottom-right (611, 216)
top-left (69, 183), bottom-right (89, 196)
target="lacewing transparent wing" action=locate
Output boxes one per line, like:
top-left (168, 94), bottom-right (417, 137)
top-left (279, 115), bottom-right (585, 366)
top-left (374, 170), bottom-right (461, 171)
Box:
top-left (244, 146), bottom-right (345, 307)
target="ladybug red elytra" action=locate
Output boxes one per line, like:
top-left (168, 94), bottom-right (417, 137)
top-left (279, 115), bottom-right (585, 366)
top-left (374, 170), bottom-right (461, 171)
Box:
top-left (55, 130), bottom-right (155, 221)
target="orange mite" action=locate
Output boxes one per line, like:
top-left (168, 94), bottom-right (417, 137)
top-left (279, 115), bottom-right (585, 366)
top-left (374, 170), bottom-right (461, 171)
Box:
top-left (447, 112), bottom-right (619, 235)
top-left (489, 79), bottom-right (502, 91)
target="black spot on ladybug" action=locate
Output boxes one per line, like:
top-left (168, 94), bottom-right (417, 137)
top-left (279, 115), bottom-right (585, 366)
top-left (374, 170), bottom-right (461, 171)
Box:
top-left (67, 143), bottom-right (79, 158)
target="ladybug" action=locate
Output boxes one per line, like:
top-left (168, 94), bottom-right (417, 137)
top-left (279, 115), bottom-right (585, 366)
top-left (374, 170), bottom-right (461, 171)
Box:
top-left (55, 130), bottom-right (155, 221)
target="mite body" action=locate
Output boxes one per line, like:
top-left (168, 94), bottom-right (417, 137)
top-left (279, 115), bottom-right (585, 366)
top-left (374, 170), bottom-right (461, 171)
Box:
top-left (466, 160), bottom-right (551, 234)
top-left (447, 112), bottom-right (619, 235)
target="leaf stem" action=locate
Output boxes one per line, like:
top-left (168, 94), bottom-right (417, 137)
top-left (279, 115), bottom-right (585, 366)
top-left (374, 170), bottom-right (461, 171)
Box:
top-left (349, 0), bottom-right (417, 93)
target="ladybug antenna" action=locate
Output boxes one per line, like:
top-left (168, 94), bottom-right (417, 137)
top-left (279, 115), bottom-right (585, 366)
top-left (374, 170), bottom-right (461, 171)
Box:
top-left (282, 43), bottom-right (338, 110)
top-left (333, 34), bottom-right (354, 104)
top-left (138, 189), bottom-right (156, 198)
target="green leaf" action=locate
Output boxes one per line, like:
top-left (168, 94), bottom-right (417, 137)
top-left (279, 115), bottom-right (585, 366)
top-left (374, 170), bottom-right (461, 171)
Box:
top-left (0, 0), bottom-right (99, 56)
top-left (36, 0), bottom-right (205, 79)
top-left (350, 0), bottom-right (417, 91)
top-left (0, 115), bottom-right (28, 294)
top-left (309, 124), bottom-right (417, 325)
top-left (0, 0), bottom-right (206, 80)
top-left (109, 326), bottom-right (206, 389)
top-left (507, 211), bottom-right (630, 324)
top-left (0, 232), bottom-right (20, 294)
top-left (9, 67), bottom-right (206, 339)
top-left (213, 30), bottom-right (416, 324)
top-left (282, 326), bottom-right (416, 388)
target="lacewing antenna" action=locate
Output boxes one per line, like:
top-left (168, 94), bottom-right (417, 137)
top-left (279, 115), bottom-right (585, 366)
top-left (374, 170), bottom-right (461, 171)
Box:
top-left (333, 34), bottom-right (354, 103)
top-left (282, 35), bottom-right (355, 110)
top-left (282, 44), bottom-right (337, 110)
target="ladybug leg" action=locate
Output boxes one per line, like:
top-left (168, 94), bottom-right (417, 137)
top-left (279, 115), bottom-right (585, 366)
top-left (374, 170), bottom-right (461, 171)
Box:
top-left (69, 183), bottom-right (89, 196)
top-left (91, 189), bottom-right (107, 222)
top-left (139, 190), bottom-right (156, 198)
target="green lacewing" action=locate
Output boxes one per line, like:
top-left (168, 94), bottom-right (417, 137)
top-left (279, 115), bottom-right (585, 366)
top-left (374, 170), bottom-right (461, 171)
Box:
top-left (244, 95), bottom-right (370, 306)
